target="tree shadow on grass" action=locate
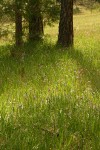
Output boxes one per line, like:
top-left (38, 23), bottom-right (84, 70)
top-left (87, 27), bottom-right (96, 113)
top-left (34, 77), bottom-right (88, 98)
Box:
top-left (0, 41), bottom-right (60, 95)
top-left (67, 48), bottom-right (100, 92)
top-left (0, 42), bottom-right (100, 96)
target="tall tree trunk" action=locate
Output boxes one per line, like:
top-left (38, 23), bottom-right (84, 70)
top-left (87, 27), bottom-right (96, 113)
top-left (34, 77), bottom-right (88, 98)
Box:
top-left (28, 0), bottom-right (43, 41)
top-left (58, 0), bottom-right (73, 47)
top-left (15, 0), bottom-right (23, 46)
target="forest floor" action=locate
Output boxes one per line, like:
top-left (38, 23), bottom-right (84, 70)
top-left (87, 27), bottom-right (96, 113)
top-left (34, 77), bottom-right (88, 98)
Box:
top-left (0, 9), bottom-right (100, 150)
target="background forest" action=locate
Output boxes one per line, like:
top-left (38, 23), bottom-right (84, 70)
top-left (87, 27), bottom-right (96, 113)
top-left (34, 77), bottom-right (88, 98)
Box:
top-left (0, 0), bottom-right (100, 150)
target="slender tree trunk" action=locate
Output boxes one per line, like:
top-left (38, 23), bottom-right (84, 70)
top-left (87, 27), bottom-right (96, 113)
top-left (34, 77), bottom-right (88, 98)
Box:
top-left (28, 0), bottom-right (43, 41)
top-left (15, 0), bottom-right (23, 46)
top-left (58, 0), bottom-right (73, 47)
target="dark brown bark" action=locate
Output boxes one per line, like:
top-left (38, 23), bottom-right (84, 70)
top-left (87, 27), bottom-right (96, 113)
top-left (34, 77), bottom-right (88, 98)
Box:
top-left (58, 0), bottom-right (73, 47)
top-left (29, 0), bottom-right (44, 41)
top-left (15, 0), bottom-right (23, 46)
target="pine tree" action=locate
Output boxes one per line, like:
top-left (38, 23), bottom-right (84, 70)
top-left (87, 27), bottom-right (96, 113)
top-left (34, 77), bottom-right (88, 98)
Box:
top-left (28, 0), bottom-right (43, 41)
top-left (15, 0), bottom-right (23, 46)
top-left (58, 0), bottom-right (73, 47)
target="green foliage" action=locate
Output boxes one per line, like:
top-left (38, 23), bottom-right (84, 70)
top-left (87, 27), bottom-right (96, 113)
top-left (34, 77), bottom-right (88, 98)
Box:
top-left (42, 0), bottom-right (60, 25)
top-left (0, 1), bottom-right (14, 40)
top-left (73, 6), bottom-right (81, 14)
top-left (0, 0), bottom-right (15, 19)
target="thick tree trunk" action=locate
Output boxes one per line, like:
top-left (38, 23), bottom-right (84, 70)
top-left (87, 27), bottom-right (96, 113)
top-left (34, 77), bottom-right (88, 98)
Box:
top-left (29, 0), bottom-right (43, 41)
top-left (58, 0), bottom-right (73, 47)
top-left (15, 0), bottom-right (23, 46)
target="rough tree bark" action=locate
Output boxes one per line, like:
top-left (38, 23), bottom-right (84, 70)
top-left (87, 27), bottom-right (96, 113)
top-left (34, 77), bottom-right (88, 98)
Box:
top-left (15, 0), bottom-right (23, 46)
top-left (58, 0), bottom-right (73, 47)
top-left (28, 0), bottom-right (43, 41)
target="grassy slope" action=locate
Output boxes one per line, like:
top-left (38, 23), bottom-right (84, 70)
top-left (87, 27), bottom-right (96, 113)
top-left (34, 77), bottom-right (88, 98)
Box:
top-left (0, 11), bottom-right (100, 150)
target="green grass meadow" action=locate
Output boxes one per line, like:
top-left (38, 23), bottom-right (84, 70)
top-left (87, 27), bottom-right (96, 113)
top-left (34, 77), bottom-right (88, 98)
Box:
top-left (0, 11), bottom-right (100, 149)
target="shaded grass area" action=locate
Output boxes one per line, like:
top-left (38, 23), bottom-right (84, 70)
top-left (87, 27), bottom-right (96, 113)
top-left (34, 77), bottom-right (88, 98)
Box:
top-left (0, 39), bottom-right (100, 149)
